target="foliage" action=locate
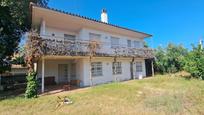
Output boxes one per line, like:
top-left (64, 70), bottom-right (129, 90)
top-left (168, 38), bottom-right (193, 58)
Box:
top-left (24, 32), bottom-right (45, 72)
top-left (0, 0), bottom-right (48, 73)
top-left (12, 47), bottom-right (26, 65)
top-left (1, 0), bottom-right (48, 31)
top-left (24, 32), bottom-right (45, 97)
top-left (12, 56), bottom-right (26, 66)
top-left (25, 71), bottom-right (38, 98)
top-left (154, 43), bottom-right (188, 74)
top-left (0, 5), bottom-right (21, 73)
top-left (144, 42), bottom-right (148, 48)
top-left (184, 44), bottom-right (204, 80)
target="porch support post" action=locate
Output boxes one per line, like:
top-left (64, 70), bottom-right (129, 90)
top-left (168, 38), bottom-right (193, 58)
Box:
top-left (41, 58), bottom-right (45, 93)
top-left (151, 59), bottom-right (154, 77)
top-left (89, 56), bottom-right (93, 86)
top-left (34, 63), bottom-right (37, 72)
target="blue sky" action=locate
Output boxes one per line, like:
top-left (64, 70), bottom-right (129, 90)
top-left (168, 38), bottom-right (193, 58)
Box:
top-left (48, 0), bottom-right (204, 49)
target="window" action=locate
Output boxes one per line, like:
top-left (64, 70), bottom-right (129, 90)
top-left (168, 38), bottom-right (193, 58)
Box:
top-left (112, 62), bottom-right (122, 74)
top-left (111, 37), bottom-right (119, 48)
top-left (136, 62), bottom-right (143, 72)
top-left (91, 62), bottom-right (103, 77)
top-left (133, 41), bottom-right (141, 48)
top-left (89, 33), bottom-right (101, 41)
top-left (64, 34), bottom-right (76, 41)
top-left (127, 40), bottom-right (132, 47)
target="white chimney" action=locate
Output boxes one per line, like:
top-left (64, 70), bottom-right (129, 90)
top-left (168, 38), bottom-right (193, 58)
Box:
top-left (101, 9), bottom-right (108, 23)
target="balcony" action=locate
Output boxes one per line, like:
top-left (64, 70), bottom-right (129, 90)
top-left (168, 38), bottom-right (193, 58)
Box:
top-left (38, 35), bottom-right (154, 58)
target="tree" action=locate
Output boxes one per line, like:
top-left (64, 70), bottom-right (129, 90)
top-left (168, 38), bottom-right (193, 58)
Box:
top-left (154, 43), bottom-right (188, 74)
top-left (0, 5), bottom-right (21, 73)
top-left (184, 44), bottom-right (204, 80)
top-left (0, 0), bottom-right (48, 73)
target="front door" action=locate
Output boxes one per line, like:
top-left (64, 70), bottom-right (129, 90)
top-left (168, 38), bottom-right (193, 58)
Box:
top-left (58, 64), bottom-right (68, 83)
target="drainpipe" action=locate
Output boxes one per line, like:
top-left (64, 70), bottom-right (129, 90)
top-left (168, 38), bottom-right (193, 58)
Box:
top-left (131, 57), bottom-right (135, 79)
top-left (113, 56), bottom-right (117, 82)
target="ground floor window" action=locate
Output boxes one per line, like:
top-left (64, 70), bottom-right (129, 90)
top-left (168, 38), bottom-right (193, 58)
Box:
top-left (112, 62), bottom-right (122, 74)
top-left (136, 62), bottom-right (143, 72)
top-left (91, 62), bottom-right (103, 77)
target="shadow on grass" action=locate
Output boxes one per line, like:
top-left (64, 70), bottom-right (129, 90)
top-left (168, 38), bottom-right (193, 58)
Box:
top-left (0, 88), bottom-right (25, 101)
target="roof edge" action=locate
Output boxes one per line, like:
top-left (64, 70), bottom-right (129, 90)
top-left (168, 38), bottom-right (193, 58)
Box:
top-left (30, 2), bottom-right (152, 38)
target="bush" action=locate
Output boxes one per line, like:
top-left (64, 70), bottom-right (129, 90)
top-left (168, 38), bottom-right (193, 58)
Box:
top-left (184, 45), bottom-right (204, 80)
top-left (25, 71), bottom-right (38, 98)
top-left (154, 43), bottom-right (188, 74)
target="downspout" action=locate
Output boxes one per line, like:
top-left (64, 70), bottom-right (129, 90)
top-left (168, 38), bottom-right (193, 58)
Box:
top-left (131, 57), bottom-right (135, 79)
top-left (113, 56), bottom-right (117, 82)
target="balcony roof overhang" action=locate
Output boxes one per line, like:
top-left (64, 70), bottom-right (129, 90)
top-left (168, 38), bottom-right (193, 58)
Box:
top-left (31, 3), bottom-right (152, 39)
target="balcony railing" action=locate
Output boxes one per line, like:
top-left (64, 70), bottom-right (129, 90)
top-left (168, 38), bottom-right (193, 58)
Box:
top-left (40, 35), bottom-right (154, 58)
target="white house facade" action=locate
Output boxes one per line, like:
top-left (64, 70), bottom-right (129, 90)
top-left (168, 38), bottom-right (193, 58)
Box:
top-left (30, 3), bottom-right (154, 92)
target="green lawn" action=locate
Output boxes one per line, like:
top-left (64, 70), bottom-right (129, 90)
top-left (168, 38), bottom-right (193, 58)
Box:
top-left (0, 73), bottom-right (204, 115)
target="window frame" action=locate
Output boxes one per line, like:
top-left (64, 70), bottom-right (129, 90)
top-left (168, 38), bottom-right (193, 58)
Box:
top-left (64, 34), bottom-right (76, 41)
top-left (112, 62), bottom-right (122, 75)
top-left (136, 62), bottom-right (143, 72)
top-left (89, 33), bottom-right (101, 41)
top-left (127, 40), bottom-right (132, 48)
top-left (91, 62), bottom-right (103, 77)
top-left (111, 37), bottom-right (120, 48)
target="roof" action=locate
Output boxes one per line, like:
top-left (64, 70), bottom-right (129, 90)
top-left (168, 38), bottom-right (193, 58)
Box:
top-left (30, 3), bottom-right (152, 38)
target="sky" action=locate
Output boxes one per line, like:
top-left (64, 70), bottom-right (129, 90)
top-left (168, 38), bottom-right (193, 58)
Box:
top-left (48, 0), bottom-right (204, 49)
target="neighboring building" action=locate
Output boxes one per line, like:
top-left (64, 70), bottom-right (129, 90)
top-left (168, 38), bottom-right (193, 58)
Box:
top-left (30, 3), bottom-right (154, 92)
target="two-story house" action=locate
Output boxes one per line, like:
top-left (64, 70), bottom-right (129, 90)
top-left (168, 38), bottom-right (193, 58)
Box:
top-left (30, 3), bottom-right (154, 92)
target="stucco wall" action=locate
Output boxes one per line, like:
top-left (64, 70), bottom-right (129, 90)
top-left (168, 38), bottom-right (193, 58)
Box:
top-left (37, 59), bottom-right (83, 84)
top-left (81, 57), bottom-right (146, 86)
top-left (41, 26), bottom-right (144, 49)
top-left (37, 57), bottom-right (146, 87)
top-left (79, 28), bottom-right (144, 47)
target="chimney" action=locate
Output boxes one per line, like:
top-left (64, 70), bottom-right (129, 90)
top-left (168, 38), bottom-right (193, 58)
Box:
top-left (101, 9), bottom-right (108, 23)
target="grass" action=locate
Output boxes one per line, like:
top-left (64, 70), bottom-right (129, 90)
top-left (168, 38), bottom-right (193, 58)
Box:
top-left (0, 73), bottom-right (204, 115)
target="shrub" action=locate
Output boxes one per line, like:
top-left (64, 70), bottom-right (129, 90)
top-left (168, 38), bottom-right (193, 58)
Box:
top-left (184, 45), bottom-right (204, 80)
top-left (154, 43), bottom-right (188, 74)
top-left (25, 71), bottom-right (38, 98)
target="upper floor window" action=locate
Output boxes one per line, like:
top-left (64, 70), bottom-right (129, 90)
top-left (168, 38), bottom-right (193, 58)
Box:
top-left (64, 34), bottom-right (76, 41)
top-left (111, 37), bottom-right (119, 48)
top-left (112, 62), bottom-right (122, 75)
top-left (133, 41), bottom-right (141, 48)
top-left (89, 33), bottom-right (101, 41)
top-left (91, 62), bottom-right (103, 77)
top-left (127, 40), bottom-right (132, 47)
top-left (136, 62), bottom-right (143, 72)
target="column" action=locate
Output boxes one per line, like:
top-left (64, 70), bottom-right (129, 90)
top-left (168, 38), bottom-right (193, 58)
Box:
top-left (41, 58), bottom-right (45, 93)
